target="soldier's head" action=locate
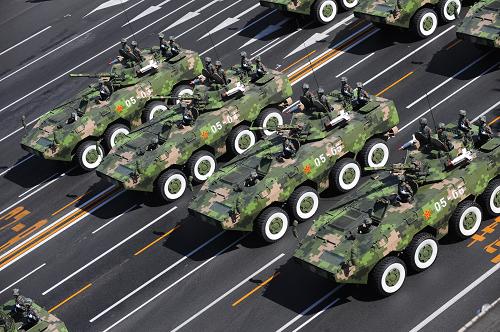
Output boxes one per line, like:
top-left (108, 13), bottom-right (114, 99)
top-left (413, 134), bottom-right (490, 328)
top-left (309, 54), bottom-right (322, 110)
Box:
top-left (356, 82), bottom-right (363, 88)
top-left (205, 57), bottom-right (212, 65)
top-left (419, 117), bottom-right (428, 126)
top-left (438, 122), bottom-right (445, 131)
top-left (255, 56), bottom-right (261, 63)
top-left (479, 116), bottom-right (486, 123)
top-left (341, 77), bottom-right (348, 84)
top-left (459, 109), bottom-right (466, 117)
top-left (13, 289), bottom-right (19, 298)
top-left (317, 87), bottom-right (325, 97)
top-left (397, 174), bottom-right (405, 182)
top-left (25, 298), bottom-right (32, 307)
top-left (215, 60), bottom-right (222, 68)
top-left (158, 32), bottom-right (164, 40)
top-left (240, 51), bottom-right (247, 58)
top-left (250, 170), bottom-right (258, 178)
top-left (131, 40), bottom-right (138, 48)
top-left (302, 83), bottom-right (309, 94)
top-left (121, 38), bottom-right (127, 46)
top-left (169, 36), bottom-right (175, 43)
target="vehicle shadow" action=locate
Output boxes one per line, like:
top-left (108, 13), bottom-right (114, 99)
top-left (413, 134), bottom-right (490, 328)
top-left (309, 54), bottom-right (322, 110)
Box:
top-left (2, 155), bottom-right (69, 189)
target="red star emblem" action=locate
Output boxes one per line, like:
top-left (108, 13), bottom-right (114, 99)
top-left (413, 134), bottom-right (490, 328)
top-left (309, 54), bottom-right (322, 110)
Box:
top-left (115, 104), bottom-right (124, 113)
top-left (201, 130), bottom-right (209, 140)
top-left (423, 210), bottom-right (432, 221)
top-left (304, 164), bottom-right (312, 175)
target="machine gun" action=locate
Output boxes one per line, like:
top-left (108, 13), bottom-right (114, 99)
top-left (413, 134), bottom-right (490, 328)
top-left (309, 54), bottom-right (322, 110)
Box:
top-left (249, 124), bottom-right (305, 132)
top-left (70, 72), bottom-right (128, 87)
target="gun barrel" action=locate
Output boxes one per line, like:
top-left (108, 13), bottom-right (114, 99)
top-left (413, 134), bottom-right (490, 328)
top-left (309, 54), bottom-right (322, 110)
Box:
top-left (69, 73), bottom-right (115, 78)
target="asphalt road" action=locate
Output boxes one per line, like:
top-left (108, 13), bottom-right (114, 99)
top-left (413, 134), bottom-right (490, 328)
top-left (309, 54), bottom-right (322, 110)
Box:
top-left (0, 1), bottom-right (499, 331)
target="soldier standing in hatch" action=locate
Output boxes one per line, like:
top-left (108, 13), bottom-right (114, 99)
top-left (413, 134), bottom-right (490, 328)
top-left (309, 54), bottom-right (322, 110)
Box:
top-left (458, 110), bottom-right (472, 134)
top-left (437, 122), bottom-right (454, 151)
top-left (181, 102), bottom-right (195, 126)
top-left (22, 299), bottom-right (39, 330)
top-left (340, 77), bottom-right (353, 99)
top-left (301, 83), bottom-right (315, 110)
top-left (12, 289), bottom-right (27, 317)
top-left (478, 116), bottom-right (493, 143)
top-left (158, 33), bottom-right (170, 58)
top-left (168, 36), bottom-right (180, 57)
top-left (418, 117), bottom-right (432, 149)
top-left (397, 174), bottom-right (414, 203)
top-left (317, 87), bottom-right (332, 112)
top-left (130, 41), bottom-right (143, 62)
top-left (98, 78), bottom-right (112, 101)
top-left (205, 57), bottom-right (215, 76)
top-left (353, 82), bottom-right (369, 106)
top-left (245, 170), bottom-right (260, 187)
top-left (240, 51), bottom-right (252, 78)
top-left (282, 138), bottom-right (297, 159)
top-left (254, 56), bottom-right (266, 79)
top-left (214, 61), bottom-right (227, 85)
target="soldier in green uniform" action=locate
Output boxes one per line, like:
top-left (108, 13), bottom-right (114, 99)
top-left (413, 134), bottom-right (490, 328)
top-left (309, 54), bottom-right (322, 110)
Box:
top-left (240, 51), bottom-right (252, 77)
top-left (317, 87), bottom-right (332, 112)
top-left (21, 298), bottom-right (39, 330)
top-left (418, 117), bottom-right (432, 148)
top-left (458, 110), bottom-right (472, 135)
top-left (214, 60), bottom-right (227, 85)
top-left (12, 289), bottom-right (26, 317)
top-left (180, 102), bottom-right (195, 127)
top-left (353, 82), bottom-right (369, 106)
top-left (168, 36), bottom-right (180, 57)
top-left (437, 122), bottom-right (453, 151)
top-left (340, 77), bottom-right (353, 98)
top-left (204, 57), bottom-right (215, 76)
top-left (158, 33), bottom-right (170, 58)
top-left (98, 78), bottom-right (112, 101)
top-left (254, 56), bottom-right (267, 79)
top-left (397, 174), bottom-right (414, 203)
top-left (130, 41), bottom-right (143, 62)
top-left (478, 116), bottom-right (493, 143)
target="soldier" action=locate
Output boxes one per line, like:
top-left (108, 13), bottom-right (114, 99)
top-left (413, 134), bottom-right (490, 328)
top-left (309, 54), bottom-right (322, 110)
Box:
top-left (158, 33), bottom-right (170, 58)
top-left (353, 82), bottom-right (369, 106)
top-left (282, 137), bottom-right (297, 158)
top-left (340, 77), bottom-right (353, 98)
top-left (302, 83), bottom-right (315, 108)
top-left (98, 78), bottom-right (112, 101)
top-left (22, 298), bottom-right (39, 330)
top-left (214, 60), bottom-right (227, 85)
top-left (254, 56), bottom-right (266, 79)
top-left (245, 170), bottom-right (259, 187)
top-left (204, 57), bottom-right (215, 76)
top-left (418, 117), bottom-right (432, 148)
top-left (317, 87), bottom-right (332, 112)
top-left (397, 174), bottom-right (414, 203)
top-left (240, 51), bottom-right (252, 77)
top-left (12, 289), bottom-right (27, 316)
top-left (120, 38), bottom-right (132, 54)
top-left (437, 122), bottom-right (453, 151)
top-left (458, 109), bottom-right (472, 134)
top-left (130, 41), bottom-right (143, 62)
top-left (478, 116), bottom-right (493, 142)
top-left (181, 102), bottom-right (195, 126)
top-left (168, 36), bottom-right (181, 57)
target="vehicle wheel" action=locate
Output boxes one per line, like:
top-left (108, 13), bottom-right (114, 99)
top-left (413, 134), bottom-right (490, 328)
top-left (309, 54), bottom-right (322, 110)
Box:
top-left (313, 0), bottom-right (338, 25)
top-left (75, 140), bottom-right (105, 172)
top-left (256, 207), bottom-right (289, 243)
top-left (360, 138), bottom-right (389, 169)
top-left (171, 84), bottom-right (194, 104)
top-left (104, 123), bottom-right (130, 150)
top-left (403, 233), bottom-right (438, 273)
top-left (288, 186), bottom-right (319, 222)
top-left (156, 169), bottom-right (187, 202)
top-left (227, 125), bottom-right (256, 155)
top-left (330, 158), bottom-right (361, 193)
top-left (438, 0), bottom-right (461, 23)
top-left (255, 108), bottom-right (284, 137)
top-left (339, 0), bottom-right (358, 11)
top-left (450, 200), bottom-right (483, 240)
top-left (478, 179), bottom-right (500, 217)
top-left (411, 8), bottom-right (438, 38)
top-left (143, 101), bottom-right (168, 122)
top-left (369, 256), bottom-right (407, 297)
top-left (188, 150), bottom-right (217, 184)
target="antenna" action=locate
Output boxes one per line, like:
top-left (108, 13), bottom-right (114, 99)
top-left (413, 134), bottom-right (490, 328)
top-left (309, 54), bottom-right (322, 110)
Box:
top-left (206, 31), bottom-right (221, 62)
top-left (296, 18), bottom-right (320, 90)
top-left (21, 115), bottom-right (27, 133)
top-left (119, 0), bottom-right (137, 41)
top-left (424, 93), bottom-right (437, 131)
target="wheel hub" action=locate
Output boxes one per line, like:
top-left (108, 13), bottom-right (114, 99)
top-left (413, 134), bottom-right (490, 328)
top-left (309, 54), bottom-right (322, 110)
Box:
top-left (418, 244), bottom-right (433, 263)
top-left (86, 148), bottom-right (99, 163)
top-left (371, 147), bottom-right (385, 164)
top-left (323, 4), bottom-right (334, 18)
top-left (300, 197), bottom-right (314, 214)
top-left (494, 191), bottom-right (500, 208)
top-left (446, 2), bottom-right (457, 16)
top-left (463, 211), bottom-right (477, 230)
top-left (385, 268), bottom-right (400, 287)
top-left (269, 217), bottom-right (283, 235)
top-left (168, 178), bottom-right (181, 194)
top-left (423, 17), bottom-right (434, 31)
top-left (343, 167), bottom-right (356, 184)
top-left (198, 160), bottom-right (211, 176)
top-left (238, 134), bottom-right (251, 150)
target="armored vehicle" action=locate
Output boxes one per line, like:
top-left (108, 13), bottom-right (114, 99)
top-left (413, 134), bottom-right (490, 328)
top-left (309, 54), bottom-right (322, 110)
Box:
top-left (457, 0), bottom-right (499, 48)
top-left (189, 90), bottom-right (400, 243)
top-left (21, 49), bottom-right (204, 171)
top-left (260, 0), bottom-right (359, 24)
top-left (1, 290), bottom-right (68, 331)
top-left (354, 0), bottom-right (462, 38)
top-left (96, 68), bottom-right (293, 202)
top-left (294, 124), bottom-right (499, 296)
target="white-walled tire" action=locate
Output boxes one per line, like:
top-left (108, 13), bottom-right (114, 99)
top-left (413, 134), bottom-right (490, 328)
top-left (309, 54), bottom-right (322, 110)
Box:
top-left (172, 84), bottom-right (194, 105)
top-left (104, 123), bottom-right (130, 150)
top-left (369, 256), bottom-right (407, 297)
top-left (340, 0), bottom-right (358, 11)
top-left (313, 0), bottom-right (338, 24)
top-left (288, 186), bottom-right (319, 222)
top-left (330, 158), bottom-right (361, 193)
top-left (411, 8), bottom-right (438, 38)
top-left (478, 179), bottom-right (500, 217)
top-left (403, 233), bottom-right (438, 272)
top-left (227, 125), bottom-right (256, 155)
top-left (438, 0), bottom-right (461, 23)
top-left (450, 201), bottom-right (483, 240)
top-left (256, 207), bottom-right (289, 243)
top-left (156, 169), bottom-right (187, 202)
top-left (188, 150), bottom-right (217, 184)
top-left (143, 101), bottom-right (168, 122)
top-left (255, 108), bottom-right (284, 137)
top-left (75, 140), bottom-right (105, 172)
top-left (360, 138), bottom-right (389, 169)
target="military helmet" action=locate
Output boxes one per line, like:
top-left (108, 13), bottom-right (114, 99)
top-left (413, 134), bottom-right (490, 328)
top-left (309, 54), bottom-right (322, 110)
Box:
top-left (255, 55), bottom-right (261, 62)
top-left (479, 116), bottom-right (486, 123)
top-left (25, 298), bottom-right (32, 306)
top-left (302, 83), bottom-right (309, 91)
top-left (121, 38), bottom-right (127, 44)
top-left (397, 174), bottom-right (405, 181)
top-left (158, 32), bottom-right (164, 39)
top-left (205, 57), bottom-right (212, 63)
top-left (420, 117), bottom-right (428, 125)
top-left (215, 60), bottom-right (222, 66)
top-left (317, 87), bottom-right (325, 95)
top-left (240, 51), bottom-right (247, 57)
top-left (438, 122), bottom-right (445, 129)
top-left (356, 82), bottom-right (363, 88)
top-left (131, 40), bottom-right (138, 46)
top-left (13, 289), bottom-right (19, 296)
top-left (169, 35), bottom-right (175, 41)
top-left (341, 76), bottom-right (348, 83)
top-left (459, 109), bottom-right (467, 116)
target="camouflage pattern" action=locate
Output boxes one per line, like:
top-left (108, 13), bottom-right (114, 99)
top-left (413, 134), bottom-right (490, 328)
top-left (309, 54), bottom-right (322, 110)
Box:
top-left (96, 69), bottom-right (293, 194)
top-left (456, 0), bottom-right (500, 48)
top-left (189, 91), bottom-right (399, 233)
top-left (260, 0), bottom-right (314, 15)
top-left (21, 49), bottom-right (204, 162)
top-left (294, 124), bottom-right (499, 285)
top-left (1, 299), bottom-right (68, 332)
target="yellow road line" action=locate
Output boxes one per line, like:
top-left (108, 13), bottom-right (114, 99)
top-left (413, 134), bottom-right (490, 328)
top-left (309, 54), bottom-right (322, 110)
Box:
top-left (446, 39), bottom-right (462, 50)
top-left (232, 272), bottom-right (279, 307)
top-left (51, 195), bottom-right (84, 216)
top-left (468, 217), bottom-right (500, 247)
top-left (48, 283), bottom-right (92, 313)
top-left (281, 50), bottom-right (317, 74)
top-left (488, 116), bottom-right (499, 126)
top-left (133, 225), bottom-right (180, 256)
top-left (376, 71), bottom-right (415, 96)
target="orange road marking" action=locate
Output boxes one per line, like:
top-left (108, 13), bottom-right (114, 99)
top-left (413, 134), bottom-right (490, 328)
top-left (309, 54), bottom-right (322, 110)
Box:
top-left (468, 217), bottom-right (500, 247)
top-left (0, 220), bottom-right (47, 252)
top-left (484, 238), bottom-right (500, 254)
top-left (492, 254), bottom-right (500, 264)
top-left (11, 223), bottom-right (25, 232)
top-left (232, 272), bottom-right (280, 307)
top-left (0, 207), bottom-right (31, 232)
top-left (51, 195), bottom-right (84, 216)
top-left (348, 19), bottom-right (365, 30)
top-left (445, 39), bottom-right (462, 50)
top-left (281, 50), bottom-right (317, 73)
top-left (376, 71), bottom-right (414, 97)
top-left (488, 116), bottom-right (499, 126)
top-left (134, 225), bottom-right (180, 256)
top-left (48, 283), bottom-right (92, 313)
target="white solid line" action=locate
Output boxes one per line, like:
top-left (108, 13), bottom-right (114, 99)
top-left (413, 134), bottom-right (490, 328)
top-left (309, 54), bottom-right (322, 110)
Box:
top-left (200, 9), bottom-right (278, 56)
top-left (292, 298), bottom-right (341, 332)
top-left (399, 61), bottom-right (499, 132)
top-left (0, 185), bottom-right (117, 272)
top-left (0, 117), bottom-right (40, 143)
top-left (472, 100), bottom-right (500, 122)
top-left (410, 263), bottom-right (500, 332)
top-left (0, 1), bottom-right (146, 85)
top-left (406, 51), bottom-right (492, 109)
top-left (0, 263), bottom-right (46, 295)
top-left (171, 253), bottom-right (285, 332)
top-left (0, 26), bottom-right (52, 56)
top-left (0, 155), bottom-right (34, 177)
top-left (42, 206), bottom-right (177, 295)
top-left (336, 52), bottom-right (375, 78)
top-left (18, 172), bottom-right (60, 198)
top-left (234, 3), bottom-right (260, 19)
top-left (251, 37), bottom-right (282, 57)
top-left (96, 232), bottom-right (243, 328)
top-left (364, 25), bottom-right (456, 86)
top-left (276, 285), bottom-right (344, 332)
top-left (92, 204), bottom-right (138, 234)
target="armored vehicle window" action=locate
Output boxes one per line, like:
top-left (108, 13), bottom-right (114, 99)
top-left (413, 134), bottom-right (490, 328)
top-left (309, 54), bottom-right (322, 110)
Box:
top-left (257, 157), bottom-right (272, 175)
top-left (370, 199), bottom-right (388, 221)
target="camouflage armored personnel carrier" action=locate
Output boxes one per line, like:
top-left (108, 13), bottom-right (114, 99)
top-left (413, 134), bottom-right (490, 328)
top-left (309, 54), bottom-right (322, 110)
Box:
top-left (189, 90), bottom-right (400, 243)
top-left (354, 0), bottom-right (462, 38)
top-left (260, 0), bottom-right (359, 24)
top-left (21, 49), bottom-right (204, 171)
top-left (456, 0), bottom-right (499, 48)
top-left (294, 124), bottom-right (499, 296)
top-left (96, 68), bottom-right (293, 202)
top-left (1, 290), bottom-right (68, 331)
